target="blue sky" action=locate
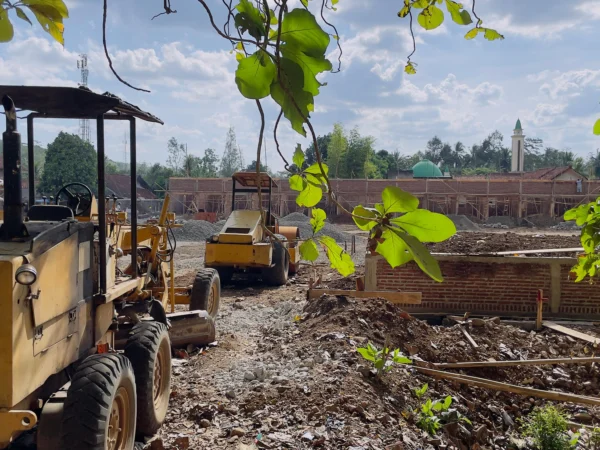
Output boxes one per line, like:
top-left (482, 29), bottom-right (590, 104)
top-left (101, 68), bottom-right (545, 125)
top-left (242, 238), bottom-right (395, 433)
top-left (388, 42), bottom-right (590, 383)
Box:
top-left (1, 0), bottom-right (600, 171)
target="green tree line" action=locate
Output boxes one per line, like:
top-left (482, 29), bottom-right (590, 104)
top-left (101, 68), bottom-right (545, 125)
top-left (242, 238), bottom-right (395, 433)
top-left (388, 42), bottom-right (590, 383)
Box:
top-left (299, 124), bottom-right (598, 179)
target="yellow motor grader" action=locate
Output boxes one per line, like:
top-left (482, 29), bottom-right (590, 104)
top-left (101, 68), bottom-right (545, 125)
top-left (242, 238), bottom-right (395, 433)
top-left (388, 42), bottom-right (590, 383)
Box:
top-left (0, 86), bottom-right (219, 450)
top-left (205, 171), bottom-right (301, 285)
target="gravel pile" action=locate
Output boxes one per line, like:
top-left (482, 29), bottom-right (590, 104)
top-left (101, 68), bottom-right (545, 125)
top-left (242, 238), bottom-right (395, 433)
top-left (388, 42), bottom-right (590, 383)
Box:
top-left (280, 212), bottom-right (349, 242)
top-left (552, 221), bottom-right (581, 230)
top-left (172, 220), bottom-right (220, 241)
top-left (447, 214), bottom-right (480, 231)
top-left (279, 212), bottom-right (309, 223)
top-left (481, 223), bottom-right (509, 229)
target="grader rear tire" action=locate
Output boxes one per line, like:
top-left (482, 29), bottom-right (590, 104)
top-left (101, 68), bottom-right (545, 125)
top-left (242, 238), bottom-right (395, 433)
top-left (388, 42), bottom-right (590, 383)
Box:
top-left (190, 268), bottom-right (221, 318)
top-left (61, 354), bottom-right (136, 450)
top-left (262, 241), bottom-right (289, 286)
top-left (125, 322), bottom-right (171, 437)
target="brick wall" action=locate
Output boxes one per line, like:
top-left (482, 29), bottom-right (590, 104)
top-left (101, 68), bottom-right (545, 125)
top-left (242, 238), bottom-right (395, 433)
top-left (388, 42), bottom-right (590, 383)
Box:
top-left (366, 254), bottom-right (600, 319)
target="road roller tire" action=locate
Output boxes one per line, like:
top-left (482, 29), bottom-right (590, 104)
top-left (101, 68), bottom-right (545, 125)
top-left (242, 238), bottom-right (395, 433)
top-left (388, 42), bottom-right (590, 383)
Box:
top-left (125, 321), bottom-right (171, 437)
top-left (61, 354), bottom-right (136, 450)
top-left (191, 268), bottom-right (221, 318)
top-left (263, 240), bottom-right (289, 286)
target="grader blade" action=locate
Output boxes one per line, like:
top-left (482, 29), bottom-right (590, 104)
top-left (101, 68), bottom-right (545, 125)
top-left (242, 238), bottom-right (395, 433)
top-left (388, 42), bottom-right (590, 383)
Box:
top-left (167, 310), bottom-right (216, 347)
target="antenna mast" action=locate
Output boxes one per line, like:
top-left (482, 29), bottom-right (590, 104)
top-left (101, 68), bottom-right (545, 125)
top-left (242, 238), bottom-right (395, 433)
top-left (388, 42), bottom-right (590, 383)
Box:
top-left (77, 54), bottom-right (91, 143)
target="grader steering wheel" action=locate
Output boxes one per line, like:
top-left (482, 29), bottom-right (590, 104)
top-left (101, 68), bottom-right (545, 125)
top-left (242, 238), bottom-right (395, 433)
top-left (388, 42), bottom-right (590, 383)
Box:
top-left (55, 182), bottom-right (93, 217)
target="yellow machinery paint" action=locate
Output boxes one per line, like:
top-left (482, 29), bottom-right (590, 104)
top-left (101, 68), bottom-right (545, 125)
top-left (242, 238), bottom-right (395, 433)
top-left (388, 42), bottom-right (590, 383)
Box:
top-left (0, 86), bottom-right (219, 449)
top-left (205, 172), bottom-right (301, 285)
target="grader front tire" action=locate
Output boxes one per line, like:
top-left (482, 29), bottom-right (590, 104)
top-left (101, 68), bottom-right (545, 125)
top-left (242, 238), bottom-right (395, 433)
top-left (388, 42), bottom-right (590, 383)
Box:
top-left (125, 321), bottom-right (172, 438)
top-left (60, 354), bottom-right (136, 450)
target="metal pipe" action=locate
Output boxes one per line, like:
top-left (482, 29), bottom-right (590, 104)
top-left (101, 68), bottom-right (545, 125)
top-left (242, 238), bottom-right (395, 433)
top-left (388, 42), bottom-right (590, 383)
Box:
top-left (97, 115), bottom-right (107, 293)
top-left (231, 177), bottom-right (236, 212)
top-left (129, 118), bottom-right (138, 279)
top-left (27, 115), bottom-right (35, 209)
top-left (1, 95), bottom-right (27, 240)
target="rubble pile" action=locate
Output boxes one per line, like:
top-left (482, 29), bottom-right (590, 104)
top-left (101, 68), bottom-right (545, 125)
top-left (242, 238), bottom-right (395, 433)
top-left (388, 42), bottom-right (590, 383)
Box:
top-left (157, 288), bottom-right (600, 449)
top-left (429, 231), bottom-right (581, 255)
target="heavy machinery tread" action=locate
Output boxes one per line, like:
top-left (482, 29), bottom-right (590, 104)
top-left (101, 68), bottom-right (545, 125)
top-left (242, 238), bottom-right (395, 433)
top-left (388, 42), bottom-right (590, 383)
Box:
top-left (125, 321), bottom-right (171, 437)
top-left (61, 353), bottom-right (136, 450)
top-left (190, 268), bottom-right (221, 318)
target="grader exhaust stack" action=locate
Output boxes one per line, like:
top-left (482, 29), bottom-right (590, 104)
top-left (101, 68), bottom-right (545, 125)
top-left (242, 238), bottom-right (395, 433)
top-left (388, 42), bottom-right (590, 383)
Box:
top-left (0, 95), bottom-right (27, 240)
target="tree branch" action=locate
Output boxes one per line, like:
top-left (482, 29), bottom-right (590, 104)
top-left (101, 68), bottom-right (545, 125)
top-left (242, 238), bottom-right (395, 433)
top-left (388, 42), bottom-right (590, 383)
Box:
top-left (273, 109), bottom-right (291, 171)
top-left (103, 0), bottom-right (150, 92)
top-left (320, 0), bottom-right (342, 73)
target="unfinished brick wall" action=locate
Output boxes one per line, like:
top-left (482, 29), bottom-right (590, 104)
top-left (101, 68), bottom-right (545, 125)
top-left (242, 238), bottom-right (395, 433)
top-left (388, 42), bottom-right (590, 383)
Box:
top-left (366, 255), bottom-right (600, 319)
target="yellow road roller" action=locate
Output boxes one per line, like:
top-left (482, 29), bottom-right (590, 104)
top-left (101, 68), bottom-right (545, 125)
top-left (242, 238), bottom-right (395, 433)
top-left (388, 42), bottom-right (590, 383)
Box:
top-left (205, 171), bottom-right (301, 286)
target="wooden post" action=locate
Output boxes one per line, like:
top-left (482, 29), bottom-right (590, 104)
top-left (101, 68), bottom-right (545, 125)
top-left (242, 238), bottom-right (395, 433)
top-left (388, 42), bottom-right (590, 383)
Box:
top-left (536, 289), bottom-right (548, 331)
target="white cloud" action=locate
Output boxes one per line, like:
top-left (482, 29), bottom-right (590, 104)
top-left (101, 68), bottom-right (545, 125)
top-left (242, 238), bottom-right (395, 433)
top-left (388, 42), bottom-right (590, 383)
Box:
top-left (528, 103), bottom-right (567, 127)
top-left (485, 14), bottom-right (579, 39)
top-left (539, 69), bottom-right (600, 99)
top-left (395, 74), bottom-right (503, 106)
top-left (338, 26), bottom-right (424, 81)
top-left (575, 1), bottom-right (600, 20)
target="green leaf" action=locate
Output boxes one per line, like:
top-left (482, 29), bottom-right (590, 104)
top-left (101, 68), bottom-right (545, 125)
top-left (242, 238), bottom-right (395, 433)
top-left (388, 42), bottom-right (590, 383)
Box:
top-left (279, 9), bottom-right (330, 56)
top-left (22, 0), bottom-right (68, 18)
top-left (391, 210), bottom-right (456, 243)
top-left (382, 186), bottom-right (419, 214)
top-left (296, 182), bottom-right (322, 207)
top-left (483, 28), bottom-right (504, 41)
top-left (299, 239), bottom-right (319, 261)
top-left (0, 8), bottom-right (14, 42)
top-left (280, 44), bottom-right (332, 96)
top-left (357, 347), bottom-right (376, 362)
top-left (442, 395), bottom-right (453, 410)
top-left (22, 0), bottom-right (69, 45)
top-left (393, 354), bottom-right (412, 364)
top-left (581, 224), bottom-right (597, 253)
top-left (304, 162), bottom-right (329, 178)
top-left (445, 0), bottom-right (472, 25)
top-left (235, 50), bottom-right (276, 99)
top-left (392, 229), bottom-right (444, 282)
top-left (375, 203), bottom-right (385, 215)
top-left (15, 7), bottom-right (33, 26)
top-left (289, 174), bottom-right (305, 192)
top-left (234, 0), bottom-right (266, 41)
top-left (352, 205), bottom-right (378, 231)
top-left (269, 9), bottom-right (278, 25)
top-left (276, 9), bottom-right (332, 98)
top-left (417, 5), bottom-right (444, 30)
top-left (594, 119), bottom-right (600, 136)
top-left (318, 236), bottom-right (355, 277)
top-left (398, 6), bottom-right (410, 18)
top-left (301, 0), bottom-right (309, 7)
top-left (412, 0), bottom-right (429, 8)
top-left (293, 144), bottom-right (305, 168)
top-left (414, 383), bottom-right (428, 398)
top-left (564, 206), bottom-right (579, 221)
top-left (376, 227), bottom-right (414, 268)
top-left (310, 207), bottom-right (326, 233)
top-left (464, 27), bottom-right (480, 39)
top-left (405, 62), bottom-right (417, 75)
top-left (271, 57), bottom-right (313, 136)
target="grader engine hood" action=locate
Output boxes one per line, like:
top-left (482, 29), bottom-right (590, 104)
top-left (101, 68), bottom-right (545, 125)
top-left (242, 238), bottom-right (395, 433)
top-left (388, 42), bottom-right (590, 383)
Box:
top-left (0, 221), bottom-right (95, 409)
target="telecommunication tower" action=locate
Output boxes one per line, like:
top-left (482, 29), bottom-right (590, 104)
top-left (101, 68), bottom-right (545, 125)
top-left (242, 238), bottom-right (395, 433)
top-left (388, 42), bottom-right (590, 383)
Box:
top-left (77, 54), bottom-right (91, 143)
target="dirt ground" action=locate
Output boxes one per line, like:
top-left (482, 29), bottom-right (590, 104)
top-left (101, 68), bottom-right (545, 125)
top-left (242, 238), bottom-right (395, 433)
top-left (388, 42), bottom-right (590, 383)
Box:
top-left (151, 234), bottom-right (600, 450)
